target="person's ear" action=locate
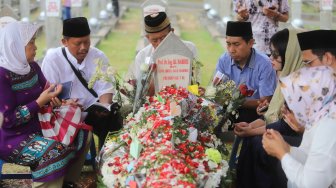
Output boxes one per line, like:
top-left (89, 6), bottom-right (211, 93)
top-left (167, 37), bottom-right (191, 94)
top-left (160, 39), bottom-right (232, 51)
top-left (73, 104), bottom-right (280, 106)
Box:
top-left (61, 38), bottom-right (68, 46)
top-left (248, 39), bottom-right (255, 48)
top-left (324, 52), bottom-right (333, 66)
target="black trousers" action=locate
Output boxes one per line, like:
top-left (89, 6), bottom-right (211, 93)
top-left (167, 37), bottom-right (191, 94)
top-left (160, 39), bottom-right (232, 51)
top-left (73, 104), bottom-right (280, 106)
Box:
top-left (84, 103), bottom-right (122, 149)
top-left (112, 0), bottom-right (119, 17)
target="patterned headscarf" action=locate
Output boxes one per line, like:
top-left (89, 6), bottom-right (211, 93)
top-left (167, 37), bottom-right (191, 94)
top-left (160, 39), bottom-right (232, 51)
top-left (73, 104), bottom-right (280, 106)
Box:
top-left (280, 66), bottom-right (336, 129)
top-left (0, 21), bottom-right (40, 75)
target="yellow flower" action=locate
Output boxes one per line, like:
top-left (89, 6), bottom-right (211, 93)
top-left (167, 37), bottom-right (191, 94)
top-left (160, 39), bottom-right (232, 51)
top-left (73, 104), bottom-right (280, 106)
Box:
top-left (188, 85), bottom-right (199, 96)
top-left (205, 148), bottom-right (222, 163)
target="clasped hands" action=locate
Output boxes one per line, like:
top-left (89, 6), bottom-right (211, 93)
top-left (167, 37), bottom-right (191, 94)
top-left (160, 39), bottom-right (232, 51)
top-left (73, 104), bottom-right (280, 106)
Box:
top-left (262, 129), bottom-right (290, 160)
top-left (37, 84), bottom-right (82, 109)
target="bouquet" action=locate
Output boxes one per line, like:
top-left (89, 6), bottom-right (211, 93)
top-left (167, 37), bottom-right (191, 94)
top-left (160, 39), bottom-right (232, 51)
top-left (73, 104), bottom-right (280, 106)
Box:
top-left (89, 59), bottom-right (137, 117)
top-left (133, 61), bottom-right (156, 113)
top-left (204, 71), bottom-right (254, 132)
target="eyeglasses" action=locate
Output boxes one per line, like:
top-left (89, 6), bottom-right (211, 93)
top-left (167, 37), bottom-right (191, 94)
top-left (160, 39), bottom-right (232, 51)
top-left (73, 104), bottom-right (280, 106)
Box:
top-left (302, 57), bottom-right (319, 65)
top-left (270, 50), bottom-right (280, 59)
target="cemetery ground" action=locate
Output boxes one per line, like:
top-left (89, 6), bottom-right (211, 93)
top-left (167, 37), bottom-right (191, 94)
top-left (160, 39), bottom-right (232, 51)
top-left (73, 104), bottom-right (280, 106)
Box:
top-left (1, 3), bottom-right (229, 188)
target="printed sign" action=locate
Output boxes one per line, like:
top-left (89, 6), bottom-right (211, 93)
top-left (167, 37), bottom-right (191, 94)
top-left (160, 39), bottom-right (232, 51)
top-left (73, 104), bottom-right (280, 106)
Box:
top-left (153, 32), bottom-right (194, 93)
top-left (156, 55), bottom-right (191, 91)
top-left (321, 0), bottom-right (333, 10)
top-left (46, 0), bottom-right (61, 17)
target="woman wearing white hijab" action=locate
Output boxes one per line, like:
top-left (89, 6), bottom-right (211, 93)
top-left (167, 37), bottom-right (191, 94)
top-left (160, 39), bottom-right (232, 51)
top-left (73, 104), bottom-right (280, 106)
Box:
top-left (0, 22), bottom-right (90, 187)
top-left (262, 66), bottom-right (336, 188)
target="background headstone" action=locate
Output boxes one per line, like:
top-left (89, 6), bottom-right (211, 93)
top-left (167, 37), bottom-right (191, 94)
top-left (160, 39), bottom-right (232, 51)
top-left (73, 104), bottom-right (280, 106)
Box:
top-left (71, 0), bottom-right (83, 17)
top-left (20, 0), bottom-right (30, 22)
top-left (291, 0), bottom-right (303, 28)
top-left (0, 4), bottom-right (20, 20)
top-left (89, 0), bottom-right (100, 32)
top-left (45, 0), bottom-right (62, 49)
top-left (320, 0), bottom-right (333, 29)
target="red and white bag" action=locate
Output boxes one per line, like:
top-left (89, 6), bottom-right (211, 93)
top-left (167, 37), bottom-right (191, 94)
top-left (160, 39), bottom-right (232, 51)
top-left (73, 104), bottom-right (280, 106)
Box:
top-left (38, 105), bottom-right (92, 145)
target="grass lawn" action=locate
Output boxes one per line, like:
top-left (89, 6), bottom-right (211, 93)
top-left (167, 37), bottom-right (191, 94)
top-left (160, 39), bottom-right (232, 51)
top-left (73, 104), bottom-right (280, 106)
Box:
top-left (177, 12), bottom-right (224, 86)
top-left (97, 8), bottom-right (141, 77)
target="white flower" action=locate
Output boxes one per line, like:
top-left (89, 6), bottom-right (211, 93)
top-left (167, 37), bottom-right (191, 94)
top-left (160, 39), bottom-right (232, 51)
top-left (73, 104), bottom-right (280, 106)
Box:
top-left (106, 66), bottom-right (117, 76)
top-left (205, 86), bottom-right (216, 98)
top-left (140, 63), bottom-right (149, 72)
top-left (123, 82), bottom-right (134, 92)
top-left (208, 160), bottom-right (218, 169)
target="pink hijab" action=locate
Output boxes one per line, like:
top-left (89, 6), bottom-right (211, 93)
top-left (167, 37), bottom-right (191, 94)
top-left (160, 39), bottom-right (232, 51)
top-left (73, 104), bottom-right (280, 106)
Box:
top-left (280, 66), bottom-right (336, 129)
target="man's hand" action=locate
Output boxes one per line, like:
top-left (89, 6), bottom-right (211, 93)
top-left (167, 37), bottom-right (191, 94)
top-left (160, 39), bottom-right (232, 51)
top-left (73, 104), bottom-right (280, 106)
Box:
top-left (62, 98), bottom-right (84, 109)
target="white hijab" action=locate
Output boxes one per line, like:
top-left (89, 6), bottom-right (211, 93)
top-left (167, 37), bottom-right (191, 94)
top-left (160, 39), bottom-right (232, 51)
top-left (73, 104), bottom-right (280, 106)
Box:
top-left (280, 66), bottom-right (336, 129)
top-left (0, 21), bottom-right (40, 75)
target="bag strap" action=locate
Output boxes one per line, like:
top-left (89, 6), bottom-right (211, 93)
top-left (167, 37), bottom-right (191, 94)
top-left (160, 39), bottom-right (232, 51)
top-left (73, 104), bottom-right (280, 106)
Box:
top-left (61, 47), bottom-right (98, 98)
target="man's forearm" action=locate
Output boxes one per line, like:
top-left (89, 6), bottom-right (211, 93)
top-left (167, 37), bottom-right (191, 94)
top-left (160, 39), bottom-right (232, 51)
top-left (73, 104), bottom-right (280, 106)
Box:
top-left (99, 93), bottom-right (113, 104)
top-left (242, 96), bottom-right (272, 109)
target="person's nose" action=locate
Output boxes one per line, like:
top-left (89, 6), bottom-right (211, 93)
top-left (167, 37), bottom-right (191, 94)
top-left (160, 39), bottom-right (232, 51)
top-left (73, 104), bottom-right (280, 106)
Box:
top-left (228, 46), bottom-right (235, 54)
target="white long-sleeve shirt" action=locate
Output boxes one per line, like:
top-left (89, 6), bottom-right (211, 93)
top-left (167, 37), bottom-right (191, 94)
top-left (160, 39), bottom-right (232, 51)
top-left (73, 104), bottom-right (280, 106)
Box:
top-left (41, 47), bottom-right (114, 110)
top-left (281, 116), bottom-right (336, 188)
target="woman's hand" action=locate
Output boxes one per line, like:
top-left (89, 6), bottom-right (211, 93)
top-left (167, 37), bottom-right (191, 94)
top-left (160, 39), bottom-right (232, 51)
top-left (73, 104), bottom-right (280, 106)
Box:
top-left (281, 105), bottom-right (305, 133)
top-left (237, 2), bottom-right (249, 21)
top-left (256, 100), bottom-right (269, 115)
top-left (36, 84), bottom-right (62, 107)
top-left (262, 129), bottom-right (290, 160)
top-left (234, 122), bottom-right (252, 137)
top-left (50, 97), bottom-right (62, 107)
top-left (262, 6), bottom-right (280, 20)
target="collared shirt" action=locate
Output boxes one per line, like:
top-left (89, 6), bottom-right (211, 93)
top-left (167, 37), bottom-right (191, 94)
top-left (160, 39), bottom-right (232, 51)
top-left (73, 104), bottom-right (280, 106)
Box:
top-left (130, 40), bottom-right (198, 81)
top-left (215, 49), bottom-right (276, 99)
top-left (41, 47), bottom-right (114, 110)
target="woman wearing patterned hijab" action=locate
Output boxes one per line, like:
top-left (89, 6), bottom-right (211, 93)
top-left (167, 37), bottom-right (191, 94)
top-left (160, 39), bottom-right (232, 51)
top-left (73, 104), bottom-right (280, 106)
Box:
top-left (263, 66), bottom-right (336, 188)
top-left (0, 22), bottom-right (90, 187)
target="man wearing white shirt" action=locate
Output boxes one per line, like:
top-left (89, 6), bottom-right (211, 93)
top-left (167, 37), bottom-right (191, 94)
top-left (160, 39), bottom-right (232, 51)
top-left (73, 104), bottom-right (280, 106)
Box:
top-left (42, 17), bottom-right (122, 148)
top-left (262, 30), bottom-right (336, 188)
top-left (129, 12), bottom-right (198, 93)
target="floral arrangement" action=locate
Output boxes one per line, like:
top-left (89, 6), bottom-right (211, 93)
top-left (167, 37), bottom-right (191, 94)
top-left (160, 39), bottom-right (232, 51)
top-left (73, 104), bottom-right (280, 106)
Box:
top-left (88, 59), bottom-right (137, 117)
top-left (204, 72), bottom-right (255, 132)
top-left (98, 86), bottom-right (229, 187)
